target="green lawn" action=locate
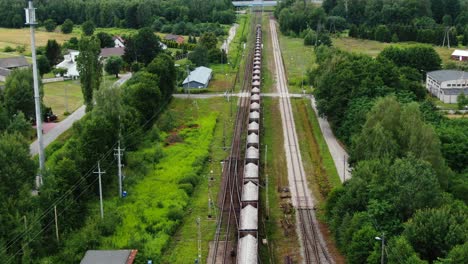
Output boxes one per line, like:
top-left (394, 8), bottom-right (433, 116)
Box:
top-left (43, 80), bottom-right (82, 119)
top-left (333, 36), bottom-right (459, 66)
top-left (277, 31), bottom-right (316, 94)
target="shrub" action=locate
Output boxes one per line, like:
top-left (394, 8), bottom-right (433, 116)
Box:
top-left (167, 207), bottom-right (184, 221)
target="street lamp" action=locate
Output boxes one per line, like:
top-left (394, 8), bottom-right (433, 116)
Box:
top-left (375, 234), bottom-right (385, 264)
top-left (25, 0), bottom-right (45, 188)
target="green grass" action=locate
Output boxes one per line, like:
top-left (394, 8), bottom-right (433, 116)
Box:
top-left (261, 14), bottom-right (274, 93)
top-left (228, 14), bottom-right (251, 69)
top-left (260, 98), bottom-right (302, 263)
top-left (96, 112), bottom-right (217, 262)
top-left (43, 80), bottom-right (83, 119)
top-left (207, 63), bottom-right (237, 92)
top-left (429, 96), bottom-right (459, 110)
top-left (162, 97), bottom-right (234, 263)
top-left (291, 98), bottom-right (341, 199)
top-left (332, 36), bottom-right (460, 66)
top-left (277, 31), bottom-right (316, 94)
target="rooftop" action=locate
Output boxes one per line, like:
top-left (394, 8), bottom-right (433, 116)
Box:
top-left (80, 250), bottom-right (137, 264)
top-left (0, 56), bottom-right (29, 69)
top-left (427, 70), bottom-right (468, 83)
top-left (452, 49), bottom-right (468, 57)
top-left (183, 66), bottom-right (213, 85)
top-left (100, 47), bottom-right (125, 58)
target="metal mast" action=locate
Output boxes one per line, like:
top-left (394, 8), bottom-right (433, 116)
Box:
top-left (25, 0), bottom-right (45, 188)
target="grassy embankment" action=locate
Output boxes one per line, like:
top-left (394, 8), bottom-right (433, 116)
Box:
top-left (42, 97), bottom-right (222, 263)
top-left (260, 98), bottom-right (303, 263)
top-left (277, 28), bottom-right (341, 194)
top-left (277, 32), bottom-right (316, 94)
top-left (161, 97), bottom-right (234, 262)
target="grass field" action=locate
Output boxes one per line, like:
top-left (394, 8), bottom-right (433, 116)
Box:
top-left (333, 36), bottom-right (458, 65)
top-left (0, 27), bottom-right (78, 52)
top-left (260, 98), bottom-right (302, 263)
top-left (42, 80), bottom-right (82, 119)
top-left (162, 97), bottom-right (234, 263)
top-left (291, 98), bottom-right (341, 202)
top-left (277, 32), bottom-right (316, 94)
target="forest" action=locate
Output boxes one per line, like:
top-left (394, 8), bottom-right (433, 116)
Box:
top-left (311, 44), bottom-right (467, 263)
top-left (276, 0), bottom-right (468, 46)
top-left (0, 0), bottom-right (235, 35)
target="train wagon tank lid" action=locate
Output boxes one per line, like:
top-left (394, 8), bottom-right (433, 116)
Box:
top-left (240, 205), bottom-right (258, 231)
top-left (242, 181), bottom-right (259, 201)
top-left (251, 94), bottom-right (260, 101)
top-left (244, 163), bottom-right (259, 178)
top-left (250, 102), bottom-right (260, 110)
top-left (249, 111), bottom-right (260, 119)
top-left (248, 121), bottom-right (259, 130)
top-left (246, 146), bottom-right (259, 159)
top-left (237, 234), bottom-right (258, 264)
top-left (247, 133), bottom-right (259, 144)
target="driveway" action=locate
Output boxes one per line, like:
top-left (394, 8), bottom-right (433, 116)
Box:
top-left (30, 73), bottom-right (132, 156)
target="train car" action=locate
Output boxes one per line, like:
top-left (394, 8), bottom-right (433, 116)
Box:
top-left (247, 132), bottom-right (259, 148)
top-left (248, 121), bottom-right (259, 133)
top-left (244, 162), bottom-right (259, 182)
top-left (239, 204), bottom-right (258, 233)
top-left (242, 181), bottom-right (259, 205)
top-left (237, 234), bottom-right (258, 264)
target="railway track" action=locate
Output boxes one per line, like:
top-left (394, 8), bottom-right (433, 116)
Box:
top-left (210, 10), bottom-right (262, 264)
top-left (269, 18), bottom-right (333, 264)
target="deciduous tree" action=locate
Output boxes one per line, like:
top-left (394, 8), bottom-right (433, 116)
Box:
top-left (104, 56), bottom-right (123, 78)
top-left (77, 36), bottom-right (102, 111)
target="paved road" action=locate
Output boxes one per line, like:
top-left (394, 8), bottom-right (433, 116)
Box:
top-left (270, 18), bottom-right (332, 263)
top-left (310, 96), bottom-right (351, 182)
top-left (30, 73), bottom-right (132, 156)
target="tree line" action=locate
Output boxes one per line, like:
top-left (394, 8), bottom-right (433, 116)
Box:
top-left (0, 0), bottom-right (235, 36)
top-left (323, 0), bottom-right (468, 45)
top-left (0, 28), bottom-right (176, 262)
top-left (277, 0), bottom-right (468, 46)
top-left (312, 45), bottom-right (467, 263)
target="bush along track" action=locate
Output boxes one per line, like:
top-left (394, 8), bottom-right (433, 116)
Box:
top-left (48, 113), bottom-right (218, 263)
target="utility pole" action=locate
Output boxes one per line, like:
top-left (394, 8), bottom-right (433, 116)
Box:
top-left (343, 155), bottom-right (346, 183)
top-left (25, 0), bottom-right (45, 188)
top-left (54, 205), bottom-right (59, 242)
top-left (94, 162), bottom-right (105, 219)
top-left (64, 84), bottom-right (69, 113)
top-left (265, 144), bottom-right (269, 217)
top-left (115, 141), bottom-right (124, 198)
top-left (196, 217), bottom-right (201, 263)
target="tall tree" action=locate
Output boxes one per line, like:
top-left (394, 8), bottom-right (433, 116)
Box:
top-left (37, 55), bottom-right (51, 77)
top-left (77, 36), bottom-right (102, 111)
top-left (45, 40), bottom-right (62, 66)
top-left (96, 32), bottom-right (114, 48)
top-left (104, 56), bottom-right (123, 78)
top-left (4, 68), bottom-right (43, 120)
top-left (61, 19), bottom-right (74, 34)
top-left (81, 20), bottom-right (95, 36)
top-left (44, 19), bottom-right (57, 32)
top-left (123, 28), bottom-right (162, 65)
top-left (147, 53), bottom-right (176, 100)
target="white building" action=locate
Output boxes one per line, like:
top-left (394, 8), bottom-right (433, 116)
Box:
top-left (113, 36), bottom-right (125, 48)
top-left (426, 70), bottom-right (468, 104)
top-left (56, 50), bottom-right (80, 79)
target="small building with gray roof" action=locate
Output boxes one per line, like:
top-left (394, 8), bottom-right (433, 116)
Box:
top-left (182, 66), bottom-right (213, 89)
top-left (0, 56), bottom-right (29, 82)
top-left (80, 249), bottom-right (137, 264)
top-left (426, 70), bottom-right (468, 103)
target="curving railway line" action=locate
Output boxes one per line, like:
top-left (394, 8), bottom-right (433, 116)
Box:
top-left (269, 18), bottom-right (333, 264)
